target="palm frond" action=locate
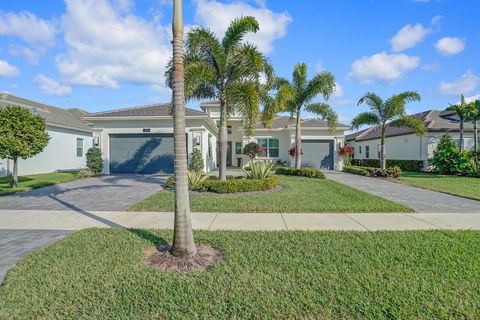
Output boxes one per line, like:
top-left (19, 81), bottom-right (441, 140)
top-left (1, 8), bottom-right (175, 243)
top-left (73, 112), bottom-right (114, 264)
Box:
top-left (384, 91), bottom-right (421, 118)
top-left (302, 71), bottom-right (336, 103)
top-left (276, 83), bottom-right (296, 113)
top-left (351, 112), bottom-right (380, 129)
top-left (226, 43), bottom-right (267, 84)
top-left (225, 81), bottom-right (260, 136)
top-left (185, 27), bottom-right (225, 74)
top-left (184, 59), bottom-right (217, 101)
top-left (304, 102), bottom-right (338, 132)
top-left (390, 116), bottom-right (426, 136)
top-left (292, 63), bottom-right (307, 93)
top-left (222, 16), bottom-right (259, 50)
top-left (357, 92), bottom-right (383, 108)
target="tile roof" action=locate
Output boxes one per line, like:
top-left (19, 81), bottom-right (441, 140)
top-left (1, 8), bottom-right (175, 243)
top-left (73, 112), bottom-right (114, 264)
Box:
top-left (86, 103), bottom-right (206, 118)
top-left (257, 116), bottom-right (349, 129)
top-left (0, 93), bottom-right (92, 132)
top-left (347, 109), bottom-right (475, 142)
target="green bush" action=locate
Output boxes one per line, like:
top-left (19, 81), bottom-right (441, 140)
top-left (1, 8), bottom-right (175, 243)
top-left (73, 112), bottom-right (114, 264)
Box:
top-left (188, 170), bottom-right (208, 190)
top-left (77, 168), bottom-right (95, 179)
top-left (189, 148), bottom-right (204, 173)
top-left (242, 142), bottom-right (262, 159)
top-left (370, 166), bottom-right (402, 178)
top-left (86, 148), bottom-right (103, 174)
top-left (197, 175), bottom-right (278, 194)
top-left (430, 134), bottom-right (472, 174)
top-left (343, 166), bottom-right (369, 176)
top-left (275, 167), bottom-right (325, 179)
top-left (351, 159), bottom-right (424, 171)
top-left (243, 161), bottom-right (276, 180)
top-left (165, 176), bottom-right (175, 189)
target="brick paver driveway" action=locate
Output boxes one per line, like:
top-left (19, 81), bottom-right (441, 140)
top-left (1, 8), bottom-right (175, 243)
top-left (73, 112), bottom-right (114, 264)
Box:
top-left (0, 174), bottom-right (167, 211)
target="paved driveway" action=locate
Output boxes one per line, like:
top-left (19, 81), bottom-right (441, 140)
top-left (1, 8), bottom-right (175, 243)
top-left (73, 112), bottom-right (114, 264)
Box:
top-left (325, 171), bottom-right (480, 213)
top-left (0, 174), bottom-right (167, 211)
top-left (0, 229), bottom-right (73, 283)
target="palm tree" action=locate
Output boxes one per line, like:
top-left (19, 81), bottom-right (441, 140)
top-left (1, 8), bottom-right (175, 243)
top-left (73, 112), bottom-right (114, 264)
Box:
top-left (277, 63), bottom-right (337, 168)
top-left (175, 17), bottom-right (268, 180)
top-left (170, 0), bottom-right (196, 258)
top-left (446, 94), bottom-right (474, 152)
top-left (353, 92), bottom-right (425, 170)
top-left (471, 99), bottom-right (480, 152)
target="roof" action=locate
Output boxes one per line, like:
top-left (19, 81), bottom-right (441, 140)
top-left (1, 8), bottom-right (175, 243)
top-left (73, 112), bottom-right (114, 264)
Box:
top-left (256, 116), bottom-right (349, 130)
top-left (347, 109), bottom-right (475, 142)
top-left (86, 103), bottom-right (206, 118)
top-left (0, 93), bottom-right (92, 132)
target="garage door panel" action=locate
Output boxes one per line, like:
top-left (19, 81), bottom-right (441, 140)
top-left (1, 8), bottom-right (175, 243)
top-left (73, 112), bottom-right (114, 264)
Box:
top-left (110, 134), bottom-right (174, 174)
top-left (301, 140), bottom-right (333, 170)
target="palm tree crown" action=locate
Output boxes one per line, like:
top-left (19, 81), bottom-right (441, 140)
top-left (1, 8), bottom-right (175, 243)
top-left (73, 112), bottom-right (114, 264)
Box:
top-left (352, 91), bottom-right (425, 169)
top-left (446, 94), bottom-right (475, 152)
top-left (277, 63), bottom-right (337, 168)
top-left (472, 99), bottom-right (480, 152)
top-left (166, 16), bottom-right (269, 180)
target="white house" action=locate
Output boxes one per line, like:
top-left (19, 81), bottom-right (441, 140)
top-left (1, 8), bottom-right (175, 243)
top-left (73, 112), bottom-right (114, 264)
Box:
top-left (1, 93), bottom-right (349, 177)
top-left (346, 110), bottom-right (477, 168)
top-left (0, 93), bottom-right (93, 177)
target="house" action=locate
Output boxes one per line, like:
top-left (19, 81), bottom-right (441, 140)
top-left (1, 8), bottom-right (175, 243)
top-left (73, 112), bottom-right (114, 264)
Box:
top-left (1, 93), bottom-right (349, 177)
top-left (0, 93), bottom-right (93, 177)
top-left (346, 110), bottom-right (477, 167)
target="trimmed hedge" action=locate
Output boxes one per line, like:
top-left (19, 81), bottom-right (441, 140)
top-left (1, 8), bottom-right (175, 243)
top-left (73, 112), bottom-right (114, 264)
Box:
top-left (197, 175), bottom-right (278, 194)
top-left (275, 167), bottom-right (325, 179)
top-left (351, 159), bottom-right (424, 171)
top-left (344, 165), bottom-right (402, 178)
top-left (343, 166), bottom-right (370, 176)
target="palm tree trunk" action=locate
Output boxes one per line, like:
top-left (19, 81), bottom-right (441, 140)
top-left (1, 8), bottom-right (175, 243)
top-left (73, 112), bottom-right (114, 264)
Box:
top-left (170, 0), bottom-right (197, 259)
top-left (218, 98), bottom-right (228, 180)
top-left (294, 108), bottom-right (302, 168)
top-left (12, 158), bottom-right (18, 188)
top-left (474, 120), bottom-right (478, 152)
top-left (380, 125), bottom-right (386, 170)
top-left (459, 120), bottom-right (464, 152)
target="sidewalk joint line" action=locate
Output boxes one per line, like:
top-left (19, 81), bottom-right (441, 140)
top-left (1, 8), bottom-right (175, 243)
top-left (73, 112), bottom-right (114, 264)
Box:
top-left (405, 213), bottom-right (444, 229)
top-left (207, 214), bottom-right (218, 231)
top-left (344, 214), bottom-right (370, 231)
top-left (280, 214), bottom-right (289, 230)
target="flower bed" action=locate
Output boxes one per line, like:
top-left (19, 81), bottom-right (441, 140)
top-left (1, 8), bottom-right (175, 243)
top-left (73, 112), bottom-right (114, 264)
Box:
top-left (344, 165), bottom-right (402, 178)
top-left (275, 167), bottom-right (325, 179)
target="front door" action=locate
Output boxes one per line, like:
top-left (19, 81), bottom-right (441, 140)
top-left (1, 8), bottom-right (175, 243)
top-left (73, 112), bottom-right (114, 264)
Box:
top-left (227, 141), bottom-right (233, 167)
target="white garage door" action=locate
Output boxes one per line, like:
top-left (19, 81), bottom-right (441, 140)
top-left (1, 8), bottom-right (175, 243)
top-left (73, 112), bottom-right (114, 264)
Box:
top-left (301, 140), bottom-right (334, 170)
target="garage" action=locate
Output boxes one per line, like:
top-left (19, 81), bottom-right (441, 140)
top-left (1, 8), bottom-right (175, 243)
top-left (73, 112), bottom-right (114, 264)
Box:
top-left (301, 140), bottom-right (334, 170)
top-left (109, 134), bottom-right (174, 174)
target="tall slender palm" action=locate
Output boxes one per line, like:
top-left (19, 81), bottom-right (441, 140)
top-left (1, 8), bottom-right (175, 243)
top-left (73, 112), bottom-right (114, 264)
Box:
top-left (353, 92), bottom-right (425, 170)
top-left (277, 63), bottom-right (337, 168)
top-left (471, 99), bottom-right (480, 152)
top-left (170, 0), bottom-right (196, 258)
top-left (446, 94), bottom-right (474, 152)
top-left (168, 17), bottom-right (268, 180)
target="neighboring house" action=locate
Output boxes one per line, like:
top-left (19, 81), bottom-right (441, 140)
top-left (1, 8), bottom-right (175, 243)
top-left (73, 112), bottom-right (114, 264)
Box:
top-left (346, 110), bottom-right (477, 167)
top-left (0, 93), bottom-right (93, 177)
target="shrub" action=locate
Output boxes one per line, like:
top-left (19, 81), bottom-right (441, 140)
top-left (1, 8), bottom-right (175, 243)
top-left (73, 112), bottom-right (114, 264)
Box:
top-left (197, 175), bottom-right (278, 194)
top-left (243, 161), bottom-right (276, 180)
top-left (188, 170), bottom-right (208, 190)
top-left (275, 167), bottom-right (325, 179)
top-left (189, 148), bottom-right (204, 173)
top-left (351, 159), bottom-right (424, 171)
top-left (343, 166), bottom-right (369, 176)
top-left (165, 176), bottom-right (175, 189)
top-left (77, 168), bottom-right (95, 179)
top-left (339, 145), bottom-right (354, 167)
top-left (370, 166), bottom-right (402, 178)
top-left (242, 142), bottom-right (262, 159)
top-left (430, 135), bottom-right (472, 174)
top-left (86, 148), bottom-right (103, 174)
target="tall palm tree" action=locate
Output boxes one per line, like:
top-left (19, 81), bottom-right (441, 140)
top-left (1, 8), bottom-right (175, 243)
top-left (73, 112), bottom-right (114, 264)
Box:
top-left (170, 0), bottom-right (196, 258)
top-left (471, 99), bottom-right (480, 152)
top-left (446, 94), bottom-right (474, 152)
top-left (353, 92), bottom-right (425, 170)
top-left (277, 63), bottom-right (337, 168)
top-left (169, 17), bottom-right (268, 180)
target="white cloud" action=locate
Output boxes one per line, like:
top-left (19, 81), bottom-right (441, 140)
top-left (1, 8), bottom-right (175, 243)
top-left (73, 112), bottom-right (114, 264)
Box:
top-left (57, 0), bottom-right (171, 89)
top-left (35, 75), bottom-right (72, 96)
top-left (438, 70), bottom-right (480, 95)
top-left (0, 60), bottom-right (19, 77)
top-left (333, 82), bottom-right (344, 98)
top-left (314, 61), bottom-right (324, 73)
top-left (390, 23), bottom-right (431, 52)
top-left (348, 52), bottom-right (420, 84)
top-left (435, 37), bottom-right (465, 56)
top-left (193, 0), bottom-right (292, 54)
top-left (0, 11), bottom-right (56, 45)
top-left (464, 93), bottom-right (480, 103)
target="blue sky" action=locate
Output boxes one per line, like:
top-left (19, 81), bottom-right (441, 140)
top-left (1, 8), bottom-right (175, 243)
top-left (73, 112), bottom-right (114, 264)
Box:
top-left (0, 0), bottom-right (479, 125)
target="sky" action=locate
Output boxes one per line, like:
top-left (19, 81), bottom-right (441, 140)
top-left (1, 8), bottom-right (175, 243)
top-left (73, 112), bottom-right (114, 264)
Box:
top-left (0, 0), bottom-right (479, 125)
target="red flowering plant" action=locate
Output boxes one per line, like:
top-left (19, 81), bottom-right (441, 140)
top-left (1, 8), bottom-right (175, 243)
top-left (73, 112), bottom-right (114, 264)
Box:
top-left (339, 145), bottom-right (354, 167)
top-left (288, 145), bottom-right (303, 157)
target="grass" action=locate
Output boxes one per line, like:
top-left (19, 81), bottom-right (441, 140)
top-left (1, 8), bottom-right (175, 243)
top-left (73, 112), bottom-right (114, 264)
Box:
top-left (1, 229), bottom-right (480, 319)
top-left (0, 172), bottom-right (79, 196)
top-left (392, 171), bottom-right (480, 200)
top-left (129, 175), bottom-right (412, 213)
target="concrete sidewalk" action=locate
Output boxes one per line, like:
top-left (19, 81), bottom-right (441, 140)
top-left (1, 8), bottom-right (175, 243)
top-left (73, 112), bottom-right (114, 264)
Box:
top-left (1, 210), bottom-right (480, 231)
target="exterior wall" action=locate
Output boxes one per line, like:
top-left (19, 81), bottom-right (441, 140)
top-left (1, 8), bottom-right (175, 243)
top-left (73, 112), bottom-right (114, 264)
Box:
top-left (0, 126), bottom-right (93, 177)
top-left (91, 118), bottom-right (217, 174)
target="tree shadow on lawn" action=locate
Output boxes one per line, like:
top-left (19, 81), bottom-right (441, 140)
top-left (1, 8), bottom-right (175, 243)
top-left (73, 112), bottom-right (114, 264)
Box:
top-left (402, 172), bottom-right (460, 179)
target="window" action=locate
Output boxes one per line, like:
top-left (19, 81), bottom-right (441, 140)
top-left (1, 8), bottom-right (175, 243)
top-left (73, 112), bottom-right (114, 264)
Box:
top-left (76, 138), bottom-right (84, 157)
top-left (377, 145), bottom-right (381, 158)
top-left (257, 138), bottom-right (279, 158)
top-left (227, 125), bottom-right (232, 135)
top-left (235, 142), bottom-right (242, 154)
top-left (359, 146), bottom-right (362, 154)
top-left (208, 134), bottom-right (212, 158)
top-left (351, 147), bottom-right (355, 159)
top-left (365, 145), bottom-right (370, 159)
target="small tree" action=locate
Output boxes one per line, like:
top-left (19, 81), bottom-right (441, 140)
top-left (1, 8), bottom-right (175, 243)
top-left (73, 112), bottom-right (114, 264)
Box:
top-left (86, 147), bottom-right (103, 174)
top-left (243, 142), bottom-right (262, 159)
top-left (189, 148), bottom-right (204, 173)
top-left (0, 105), bottom-right (50, 187)
top-left (339, 145), bottom-right (354, 167)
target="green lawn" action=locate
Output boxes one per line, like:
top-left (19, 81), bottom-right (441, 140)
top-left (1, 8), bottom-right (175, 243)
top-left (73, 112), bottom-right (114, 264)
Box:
top-left (0, 172), bottom-right (79, 196)
top-left (393, 171), bottom-right (480, 200)
top-left (129, 176), bottom-right (412, 213)
top-left (1, 229), bottom-right (479, 319)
